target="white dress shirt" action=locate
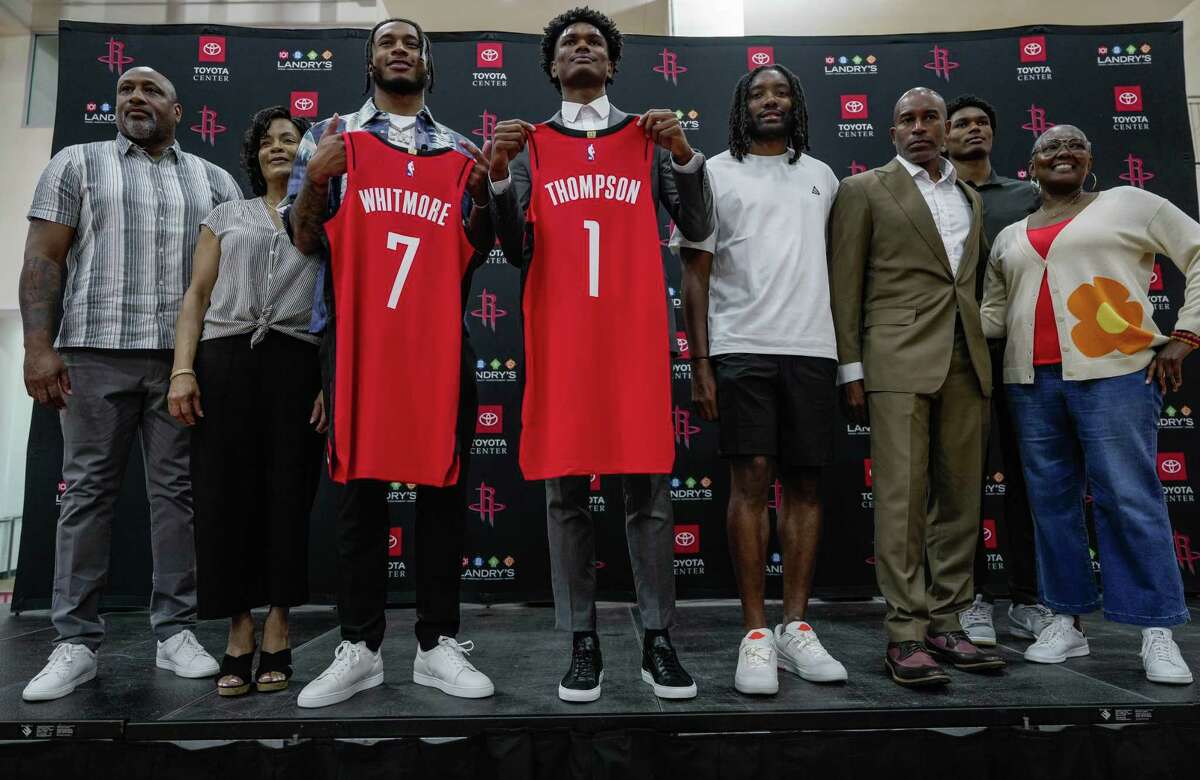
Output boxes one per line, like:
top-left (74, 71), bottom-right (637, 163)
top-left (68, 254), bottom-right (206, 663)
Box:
top-left (490, 94), bottom-right (702, 194)
top-left (836, 155), bottom-right (972, 386)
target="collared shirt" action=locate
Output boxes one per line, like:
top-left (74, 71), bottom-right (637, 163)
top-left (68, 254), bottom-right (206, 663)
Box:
top-left (967, 168), bottom-right (1040, 247)
top-left (560, 94), bottom-right (611, 131)
top-left (284, 97), bottom-right (472, 333)
top-left (894, 154), bottom-right (972, 276)
top-left (28, 134), bottom-right (242, 350)
top-left (200, 198), bottom-right (321, 347)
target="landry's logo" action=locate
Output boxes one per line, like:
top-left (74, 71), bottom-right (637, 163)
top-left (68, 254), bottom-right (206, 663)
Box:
top-left (98, 37), bottom-right (134, 73)
top-left (1096, 42), bottom-right (1152, 67)
top-left (475, 357), bottom-right (518, 382)
top-left (746, 46), bottom-right (774, 70)
top-left (1020, 103), bottom-right (1056, 138)
top-left (673, 405), bottom-right (700, 448)
top-left (1016, 35), bottom-right (1052, 81)
top-left (83, 100), bottom-right (115, 125)
top-left (824, 52), bottom-right (878, 76)
top-left (387, 481), bottom-right (418, 503)
top-left (277, 47), bottom-right (335, 72)
top-left (837, 95), bottom-right (874, 138)
top-left (1118, 154), bottom-right (1155, 189)
top-left (470, 288), bottom-right (507, 331)
top-left (472, 109), bottom-right (498, 145)
top-left (461, 553), bottom-right (517, 580)
top-left (290, 91), bottom-right (319, 118)
top-left (670, 475), bottom-right (713, 502)
top-left (923, 44), bottom-right (959, 81)
top-left (469, 481), bottom-right (506, 526)
top-left (1112, 86), bottom-right (1149, 131)
top-left (473, 41), bottom-right (508, 87)
top-left (194, 36), bottom-right (229, 82)
top-left (1160, 403), bottom-right (1193, 430)
top-left (653, 47), bottom-right (687, 84)
top-left (985, 471), bottom-right (1007, 497)
top-left (190, 105), bottom-right (227, 146)
top-left (55, 479), bottom-right (67, 505)
top-left (673, 109), bottom-right (700, 131)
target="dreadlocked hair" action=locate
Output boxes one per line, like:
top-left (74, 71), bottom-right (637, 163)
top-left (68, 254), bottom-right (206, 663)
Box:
top-left (540, 6), bottom-right (622, 92)
top-left (727, 64), bottom-right (809, 164)
top-left (363, 17), bottom-right (434, 94)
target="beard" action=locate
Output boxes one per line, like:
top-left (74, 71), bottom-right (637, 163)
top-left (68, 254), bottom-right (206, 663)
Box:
top-left (372, 64), bottom-right (426, 96)
top-left (118, 113), bottom-right (163, 144)
top-left (750, 116), bottom-right (791, 141)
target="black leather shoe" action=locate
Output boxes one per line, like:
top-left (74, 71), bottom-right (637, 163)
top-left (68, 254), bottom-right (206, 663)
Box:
top-left (558, 634), bottom-right (604, 702)
top-left (925, 631), bottom-right (1007, 671)
top-left (641, 635), bottom-right (698, 699)
top-left (884, 641), bottom-right (951, 687)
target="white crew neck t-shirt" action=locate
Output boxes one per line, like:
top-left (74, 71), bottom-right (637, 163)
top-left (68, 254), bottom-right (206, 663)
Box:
top-left (670, 149), bottom-right (839, 359)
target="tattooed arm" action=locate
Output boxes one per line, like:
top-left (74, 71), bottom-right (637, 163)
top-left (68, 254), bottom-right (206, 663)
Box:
top-left (20, 218), bottom-right (76, 408)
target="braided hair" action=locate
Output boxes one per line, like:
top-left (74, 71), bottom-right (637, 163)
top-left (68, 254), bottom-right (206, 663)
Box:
top-left (363, 17), bottom-right (434, 94)
top-left (727, 64), bottom-right (809, 164)
top-left (540, 6), bottom-right (622, 92)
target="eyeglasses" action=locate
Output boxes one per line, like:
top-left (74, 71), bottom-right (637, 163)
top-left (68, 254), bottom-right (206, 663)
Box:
top-left (1035, 139), bottom-right (1090, 154)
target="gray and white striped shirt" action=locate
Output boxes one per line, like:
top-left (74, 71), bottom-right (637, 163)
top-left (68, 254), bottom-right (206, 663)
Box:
top-left (201, 198), bottom-right (320, 346)
top-left (28, 134), bottom-right (242, 350)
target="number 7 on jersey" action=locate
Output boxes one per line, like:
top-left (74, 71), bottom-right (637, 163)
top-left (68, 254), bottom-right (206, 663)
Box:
top-left (385, 232), bottom-right (421, 309)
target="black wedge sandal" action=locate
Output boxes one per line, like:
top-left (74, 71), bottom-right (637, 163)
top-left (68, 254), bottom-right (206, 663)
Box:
top-left (217, 650), bottom-right (255, 697)
top-left (254, 648), bottom-right (293, 693)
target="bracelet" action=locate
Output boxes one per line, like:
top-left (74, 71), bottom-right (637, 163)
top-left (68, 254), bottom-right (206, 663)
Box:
top-left (170, 368), bottom-right (196, 380)
top-left (690, 356), bottom-right (711, 362)
top-left (472, 197), bottom-right (489, 208)
top-left (1170, 330), bottom-right (1200, 349)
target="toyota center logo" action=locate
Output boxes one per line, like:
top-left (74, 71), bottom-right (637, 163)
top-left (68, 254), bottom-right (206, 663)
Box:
top-left (1114, 85), bottom-right (1143, 112)
top-left (476, 404), bottom-right (503, 434)
top-left (746, 46), bottom-right (774, 70)
top-left (673, 524), bottom-right (700, 554)
top-left (388, 527), bottom-right (403, 557)
top-left (841, 94), bottom-right (868, 120)
top-left (198, 36), bottom-right (226, 62)
top-left (1158, 452), bottom-right (1189, 481)
top-left (476, 42), bottom-right (503, 69)
top-left (290, 91), bottom-right (319, 117)
top-left (1019, 35), bottom-right (1046, 63)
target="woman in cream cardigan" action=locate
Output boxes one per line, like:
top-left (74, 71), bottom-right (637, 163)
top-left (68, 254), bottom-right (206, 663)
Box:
top-left (981, 124), bottom-right (1198, 685)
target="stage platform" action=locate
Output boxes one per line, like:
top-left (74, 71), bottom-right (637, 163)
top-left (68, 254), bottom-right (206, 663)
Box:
top-left (1, 598), bottom-right (1196, 743)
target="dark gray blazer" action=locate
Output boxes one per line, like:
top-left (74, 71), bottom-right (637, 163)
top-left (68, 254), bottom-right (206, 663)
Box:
top-left (489, 106), bottom-right (714, 349)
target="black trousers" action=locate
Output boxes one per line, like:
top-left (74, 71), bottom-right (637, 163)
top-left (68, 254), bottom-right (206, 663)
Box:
top-left (192, 332), bottom-right (323, 619)
top-left (322, 333), bottom-right (477, 652)
top-left (974, 342), bottom-right (1040, 605)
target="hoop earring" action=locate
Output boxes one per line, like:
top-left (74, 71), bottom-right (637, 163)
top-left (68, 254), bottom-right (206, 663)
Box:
top-left (1087, 172), bottom-right (1098, 191)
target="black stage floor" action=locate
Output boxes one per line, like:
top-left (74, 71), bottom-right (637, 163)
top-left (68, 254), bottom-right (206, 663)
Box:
top-left (1, 599), bottom-right (1197, 741)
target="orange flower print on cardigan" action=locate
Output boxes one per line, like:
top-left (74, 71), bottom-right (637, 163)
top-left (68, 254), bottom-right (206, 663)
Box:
top-left (1066, 276), bottom-right (1155, 357)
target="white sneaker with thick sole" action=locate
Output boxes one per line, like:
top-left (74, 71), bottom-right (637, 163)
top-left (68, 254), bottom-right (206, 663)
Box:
top-left (297, 641), bottom-right (384, 709)
top-left (156, 629), bottom-right (219, 678)
top-left (734, 629), bottom-right (778, 695)
top-left (23, 644), bottom-right (98, 702)
top-left (1141, 628), bottom-right (1193, 685)
top-left (1009, 603), bottom-right (1056, 640)
top-left (1024, 615), bottom-right (1089, 664)
top-left (776, 621), bottom-right (848, 682)
top-left (958, 595), bottom-right (996, 646)
top-left (413, 636), bottom-right (495, 698)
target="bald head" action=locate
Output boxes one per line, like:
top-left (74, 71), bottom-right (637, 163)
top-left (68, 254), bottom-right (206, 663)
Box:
top-left (115, 66), bottom-right (183, 155)
top-left (117, 67), bottom-right (178, 102)
top-left (891, 87), bottom-right (948, 167)
top-left (893, 87), bottom-right (945, 123)
top-left (1031, 124), bottom-right (1090, 156)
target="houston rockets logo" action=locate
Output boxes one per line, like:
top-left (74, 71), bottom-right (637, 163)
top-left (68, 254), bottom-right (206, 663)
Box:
top-left (470, 288), bottom-right (507, 331)
top-left (98, 37), bottom-right (134, 73)
top-left (472, 109), bottom-right (497, 145)
top-left (653, 48), bottom-right (687, 84)
top-left (1118, 154), bottom-right (1155, 189)
top-left (673, 405), bottom-right (700, 448)
top-left (468, 481), bottom-right (506, 526)
top-left (1020, 104), bottom-right (1056, 138)
top-left (848, 160), bottom-right (867, 175)
top-left (924, 44), bottom-right (959, 81)
top-left (190, 106), bottom-right (227, 145)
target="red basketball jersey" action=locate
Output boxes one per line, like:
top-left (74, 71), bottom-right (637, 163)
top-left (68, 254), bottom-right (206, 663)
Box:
top-left (323, 131), bottom-right (474, 485)
top-left (519, 118), bottom-right (674, 479)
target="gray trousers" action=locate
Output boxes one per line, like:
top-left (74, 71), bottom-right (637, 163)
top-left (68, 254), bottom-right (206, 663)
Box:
top-left (53, 349), bottom-right (197, 650)
top-left (546, 474), bottom-right (675, 631)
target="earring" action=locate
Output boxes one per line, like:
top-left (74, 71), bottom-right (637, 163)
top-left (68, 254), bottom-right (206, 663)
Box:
top-left (1087, 172), bottom-right (1099, 191)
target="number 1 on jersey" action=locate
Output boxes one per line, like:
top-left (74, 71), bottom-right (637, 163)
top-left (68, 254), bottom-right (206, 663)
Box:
top-left (583, 219), bottom-right (600, 298)
top-left (385, 232), bottom-right (421, 309)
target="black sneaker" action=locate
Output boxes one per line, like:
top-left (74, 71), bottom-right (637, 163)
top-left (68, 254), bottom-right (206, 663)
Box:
top-left (558, 633), bottom-right (604, 702)
top-left (640, 634), bottom-right (697, 700)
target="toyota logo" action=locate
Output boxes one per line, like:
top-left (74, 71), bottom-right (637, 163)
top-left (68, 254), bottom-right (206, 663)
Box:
top-left (844, 99), bottom-right (865, 113)
top-left (480, 47), bottom-right (500, 63)
top-left (388, 533), bottom-right (399, 549)
top-left (294, 97), bottom-right (314, 111)
top-left (983, 527), bottom-right (994, 543)
top-left (1162, 458), bottom-right (1183, 474)
top-left (1118, 91), bottom-right (1139, 105)
top-left (478, 411), bottom-right (498, 426)
top-left (1150, 270), bottom-right (1160, 284)
top-left (202, 42), bottom-right (223, 56)
top-left (675, 531), bottom-right (695, 546)
top-left (1023, 42), bottom-right (1043, 56)
top-left (750, 51), bottom-right (771, 65)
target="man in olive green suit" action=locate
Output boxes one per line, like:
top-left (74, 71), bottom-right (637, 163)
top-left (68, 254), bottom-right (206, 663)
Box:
top-left (829, 88), bottom-right (1005, 686)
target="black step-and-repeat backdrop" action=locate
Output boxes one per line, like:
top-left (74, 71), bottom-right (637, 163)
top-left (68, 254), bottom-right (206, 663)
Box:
top-left (14, 19), bottom-right (1200, 612)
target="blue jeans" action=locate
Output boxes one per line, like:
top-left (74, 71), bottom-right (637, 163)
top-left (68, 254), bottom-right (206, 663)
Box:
top-left (1007, 366), bottom-right (1188, 626)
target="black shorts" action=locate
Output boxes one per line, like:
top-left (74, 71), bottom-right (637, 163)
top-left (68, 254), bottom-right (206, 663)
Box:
top-left (711, 353), bottom-right (837, 468)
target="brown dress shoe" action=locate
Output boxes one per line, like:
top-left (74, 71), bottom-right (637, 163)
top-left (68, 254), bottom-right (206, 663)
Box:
top-left (925, 630), bottom-right (1007, 671)
top-left (884, 641), bottom-right (951, 686)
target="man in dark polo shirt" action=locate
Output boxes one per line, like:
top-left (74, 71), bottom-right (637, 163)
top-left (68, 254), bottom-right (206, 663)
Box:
top-left (945, 93), bottom-right (1053, 647)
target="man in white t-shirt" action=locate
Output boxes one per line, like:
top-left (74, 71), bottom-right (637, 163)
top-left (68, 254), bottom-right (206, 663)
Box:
top-left (672, 64), bottom-right (847, 695)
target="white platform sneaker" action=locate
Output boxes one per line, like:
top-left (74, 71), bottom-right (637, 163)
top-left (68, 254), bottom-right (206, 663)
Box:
top-left (1024, 615), bottom-right (1089, 664)
top-left (413, 636), bottom-right (495, 698)
top-left (734, 629), bottom-right (778, 695)
top-left (23, 643), bottom-right (98, 702)
top-left (1140, 628), bottom-right (1193, 685)
top-left (775, 621), bottom-right (848, 683)
top-left (156, 629), bottom-right (219, 678)
top-left (297, 640), bottom-right (385, 708)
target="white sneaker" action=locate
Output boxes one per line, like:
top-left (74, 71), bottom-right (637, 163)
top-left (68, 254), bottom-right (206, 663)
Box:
top-left (958, 595), bottom-right (996, 646)
top-left (1140, 628), bottom-right (1193, 685)
top-left (775, 621), bottom-right (848, 683)
top-left (297, 640), bottom-right (384, 708)
top-left (734, 629), bottom-right (778, 695)
top-left (156, 629), bottom-right (219, 678)
top-left (23, 643), bottom-right (98, 702)
top-left (413, 636), bottom-right (495, 699)
top-left (1024, 615), bottom-right (1089, 663)
top-left (1009, 602), bottom-right (1056, 640)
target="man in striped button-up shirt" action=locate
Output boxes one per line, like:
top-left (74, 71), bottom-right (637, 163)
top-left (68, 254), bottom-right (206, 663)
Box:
top-left (19, 66), bottom-right (241, 702)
